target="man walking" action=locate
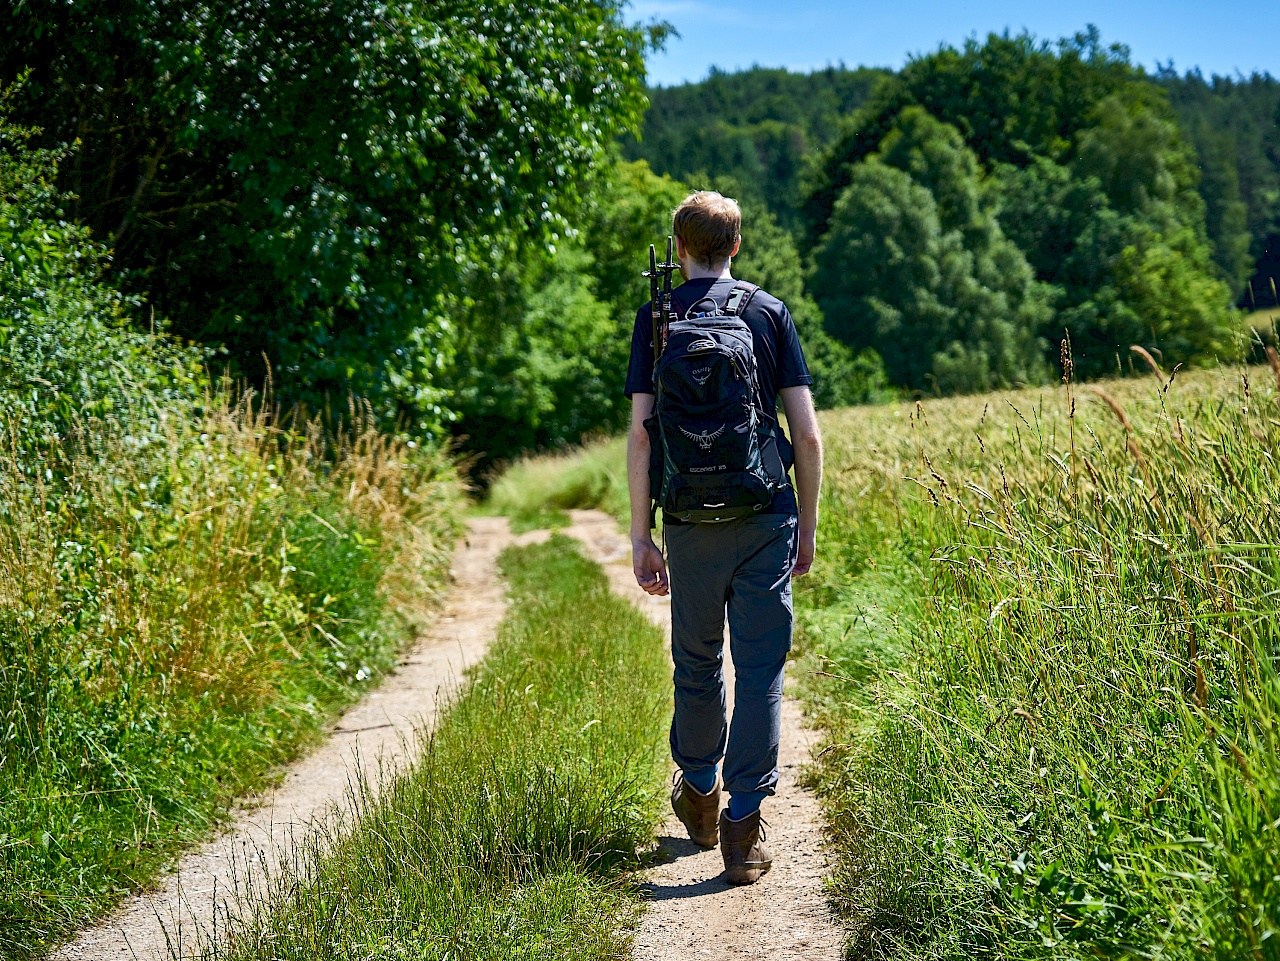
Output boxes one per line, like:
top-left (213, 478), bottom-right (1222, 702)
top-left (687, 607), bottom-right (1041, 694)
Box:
top-left (624, 191), bottom-right (824, 885)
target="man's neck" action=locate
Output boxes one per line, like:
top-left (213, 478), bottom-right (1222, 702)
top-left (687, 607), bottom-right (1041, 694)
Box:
top-left (681, 260), bottom-right (733, 282)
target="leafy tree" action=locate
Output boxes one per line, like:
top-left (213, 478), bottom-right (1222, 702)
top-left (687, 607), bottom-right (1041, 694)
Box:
top-left (993, 91), bottom-right (1241, 375)
top-left (810, 109), bottom-right (1050, 393)
top-left (441, 245), bottom-right (626, 475)
top-left (589, 161), bottom-right (889, 409)
top-left (0, 85), bottom-right (204, 458)
top-left (714, 180), bottom-right (889, 408)
top-left (2, 0), bottom-right (649, 435)
top-left (582, 159), bottom-right (689, 319)
top-left (802, 28), bottom-right (1143, 250)
top-left (439, 160), bottom-right (687, 471)
top-left (1113, 223), bottom-right (1246, 364)
top-left (805, 31), bottom-right (1242, 381)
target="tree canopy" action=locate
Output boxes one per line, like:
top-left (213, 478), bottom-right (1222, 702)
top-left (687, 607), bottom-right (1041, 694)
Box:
top-left (4, 12), bottom-right (1270, 467)
top-left (2, 0), bottom-right (650, 433)
top-left (0, 85), bottom-right (204, 458)
top-left (1159, 69), bottom-right (1280, 306)
top-left (802, 29), bottom-right (1242, 383)
top-left (811, 109), bottom-right (1051, 392)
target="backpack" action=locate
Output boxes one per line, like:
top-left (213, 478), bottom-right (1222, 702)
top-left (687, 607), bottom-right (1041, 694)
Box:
top-left (645, 281), bottom-right (791, 523)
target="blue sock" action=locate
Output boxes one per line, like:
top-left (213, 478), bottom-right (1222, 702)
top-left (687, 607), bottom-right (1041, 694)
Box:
top-left (683, 765), bottom-right (718, 795)
top-left (728, 791), bottom-right (766, 820)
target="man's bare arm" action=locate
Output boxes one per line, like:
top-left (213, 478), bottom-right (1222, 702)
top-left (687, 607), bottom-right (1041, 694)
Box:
top-left (627, 393), bottom-right (669, 596)
top-left (780, 385), bottom-right (823, 576)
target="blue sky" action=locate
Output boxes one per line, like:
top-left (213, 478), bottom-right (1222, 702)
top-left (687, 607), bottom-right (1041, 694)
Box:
top-left (628, 0), bottom-right (1279, 86)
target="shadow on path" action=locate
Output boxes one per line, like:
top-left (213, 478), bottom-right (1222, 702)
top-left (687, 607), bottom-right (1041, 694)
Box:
top-left (641, 874), bottom-right (733, 901)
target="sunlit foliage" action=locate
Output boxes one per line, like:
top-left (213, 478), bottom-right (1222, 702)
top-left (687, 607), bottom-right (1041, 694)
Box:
top-left (1, 0), bottom-right (650, 432)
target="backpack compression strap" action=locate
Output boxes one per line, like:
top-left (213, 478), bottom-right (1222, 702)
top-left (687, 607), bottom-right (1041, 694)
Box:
top-left (723, 281), bottom-right (759, 316)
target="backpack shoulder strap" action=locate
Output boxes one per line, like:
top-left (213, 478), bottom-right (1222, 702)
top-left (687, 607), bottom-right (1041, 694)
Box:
top-left (723, 281), bottom-right (759, 316)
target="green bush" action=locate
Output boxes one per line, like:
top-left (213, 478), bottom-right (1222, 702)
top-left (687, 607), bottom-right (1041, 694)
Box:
top-left (0, 83), bottom-right (205, 457)
top-left (2, 1), bottom-right (650, 435)
top-left (442, 245), bottom-right (632, 475)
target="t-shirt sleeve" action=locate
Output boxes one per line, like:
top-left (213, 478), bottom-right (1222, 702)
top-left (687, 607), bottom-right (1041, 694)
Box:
top-left (624, 305), bottom-right (655, 396)
top-left (775, 304), bottom-right (814, 389)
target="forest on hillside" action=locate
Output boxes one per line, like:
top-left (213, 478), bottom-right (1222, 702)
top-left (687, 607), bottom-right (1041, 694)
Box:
top-left (629, 30), bottom-right (1280, 393)
top-left (628, 43), bottom-right (1280, 315)
top-left (3, 13), bottom-right (1274, 468)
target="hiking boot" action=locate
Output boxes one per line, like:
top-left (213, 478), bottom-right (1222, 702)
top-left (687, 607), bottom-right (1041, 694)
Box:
top-left (671, 771), bottom-right (721, 848)
top-left (719, 809), bottom-right (772, 885)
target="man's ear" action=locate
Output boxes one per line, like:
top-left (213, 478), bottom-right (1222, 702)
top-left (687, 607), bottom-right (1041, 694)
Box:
top-left (731, 235), bottom-right (742, 257)
top-left (674, 235), bottom-right (687, 261)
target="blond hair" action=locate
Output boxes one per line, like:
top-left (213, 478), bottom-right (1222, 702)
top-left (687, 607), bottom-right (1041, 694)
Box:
top-left (672, 191), bottom-right (741, 268)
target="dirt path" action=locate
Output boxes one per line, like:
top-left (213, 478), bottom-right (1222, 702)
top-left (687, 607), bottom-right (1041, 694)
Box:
top-left (54, 517), bottom-right (516, 961)
top-left (563, 510), bottom-right (844, 960)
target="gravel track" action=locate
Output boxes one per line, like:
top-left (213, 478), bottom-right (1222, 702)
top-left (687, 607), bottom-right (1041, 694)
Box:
top-left (52, 517), bottom-right (516, 961)
top-left (564, 509), bottom-right (844, 961)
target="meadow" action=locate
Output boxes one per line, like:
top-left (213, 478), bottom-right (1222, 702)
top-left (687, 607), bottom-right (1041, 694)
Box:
top-left (492, 359), bottom-right (1280, 958)
top-left (0, 397), bottom-right (461, 958)
top-left (486, 437), bottom-right (629, 532)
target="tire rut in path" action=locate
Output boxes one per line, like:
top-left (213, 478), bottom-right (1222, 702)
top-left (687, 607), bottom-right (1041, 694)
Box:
top-left (54, 516), bottom-right (518, 961)
top-left (563, 510), bottom-right (844, 961)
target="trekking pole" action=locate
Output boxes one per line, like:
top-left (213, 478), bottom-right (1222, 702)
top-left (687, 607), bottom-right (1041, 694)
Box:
top-left (645, 243), bottom-right (661, 369)
top-left (643, 236), bottom-right (681, 368)
top-left (661, 235), bottom-right (676, 335)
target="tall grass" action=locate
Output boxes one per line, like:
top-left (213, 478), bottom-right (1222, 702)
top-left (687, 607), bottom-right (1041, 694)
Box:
top-left (797, 365), bottom-right (1280, 957)
top-left (198, 535), bottom-right (670, 961)
top-left (486, 436), bottom-right (628, 530)
top-left (0, 393), bottom-right (462, 958)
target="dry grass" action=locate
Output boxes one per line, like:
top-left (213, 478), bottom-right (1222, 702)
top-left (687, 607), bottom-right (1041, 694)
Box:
top-left (797, 364), bottom-right (1280, 957)
top-left (0, 392), bottom-right (462, 957)
top-left (486, 435), bottom-right (629, 530)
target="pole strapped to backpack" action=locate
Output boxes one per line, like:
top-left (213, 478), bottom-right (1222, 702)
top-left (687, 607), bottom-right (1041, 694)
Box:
top-left (642, 237), bottom-right (681, 528)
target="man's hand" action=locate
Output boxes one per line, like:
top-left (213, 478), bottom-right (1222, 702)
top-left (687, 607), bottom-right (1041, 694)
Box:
top-left (793, 524), bottom-right (817, 577)
top-left (780, 386), bottom-right (823, 579)
top-left (633, 536), bottom-right (669, 596)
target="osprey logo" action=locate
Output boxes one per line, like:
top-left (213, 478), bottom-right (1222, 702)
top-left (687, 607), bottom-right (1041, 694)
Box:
top-left (679, 424), bottom-right (726, 451)
top-left (692, 367), bottom-right (713, 385)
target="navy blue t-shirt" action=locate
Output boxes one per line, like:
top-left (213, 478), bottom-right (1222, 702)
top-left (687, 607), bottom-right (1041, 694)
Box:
top-left (625, 276), bottom-right (813, 518)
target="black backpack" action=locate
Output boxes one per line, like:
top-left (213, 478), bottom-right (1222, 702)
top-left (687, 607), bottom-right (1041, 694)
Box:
top-left (645, 281), bottom-right (791, 523)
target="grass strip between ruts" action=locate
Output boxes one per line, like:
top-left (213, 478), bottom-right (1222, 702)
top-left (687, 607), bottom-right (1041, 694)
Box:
top-left (201, 534), bottom-right (669, 961)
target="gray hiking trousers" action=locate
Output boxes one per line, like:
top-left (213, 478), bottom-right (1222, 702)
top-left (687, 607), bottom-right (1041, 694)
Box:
top-left (664, 512), bottom-right (797, 796)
